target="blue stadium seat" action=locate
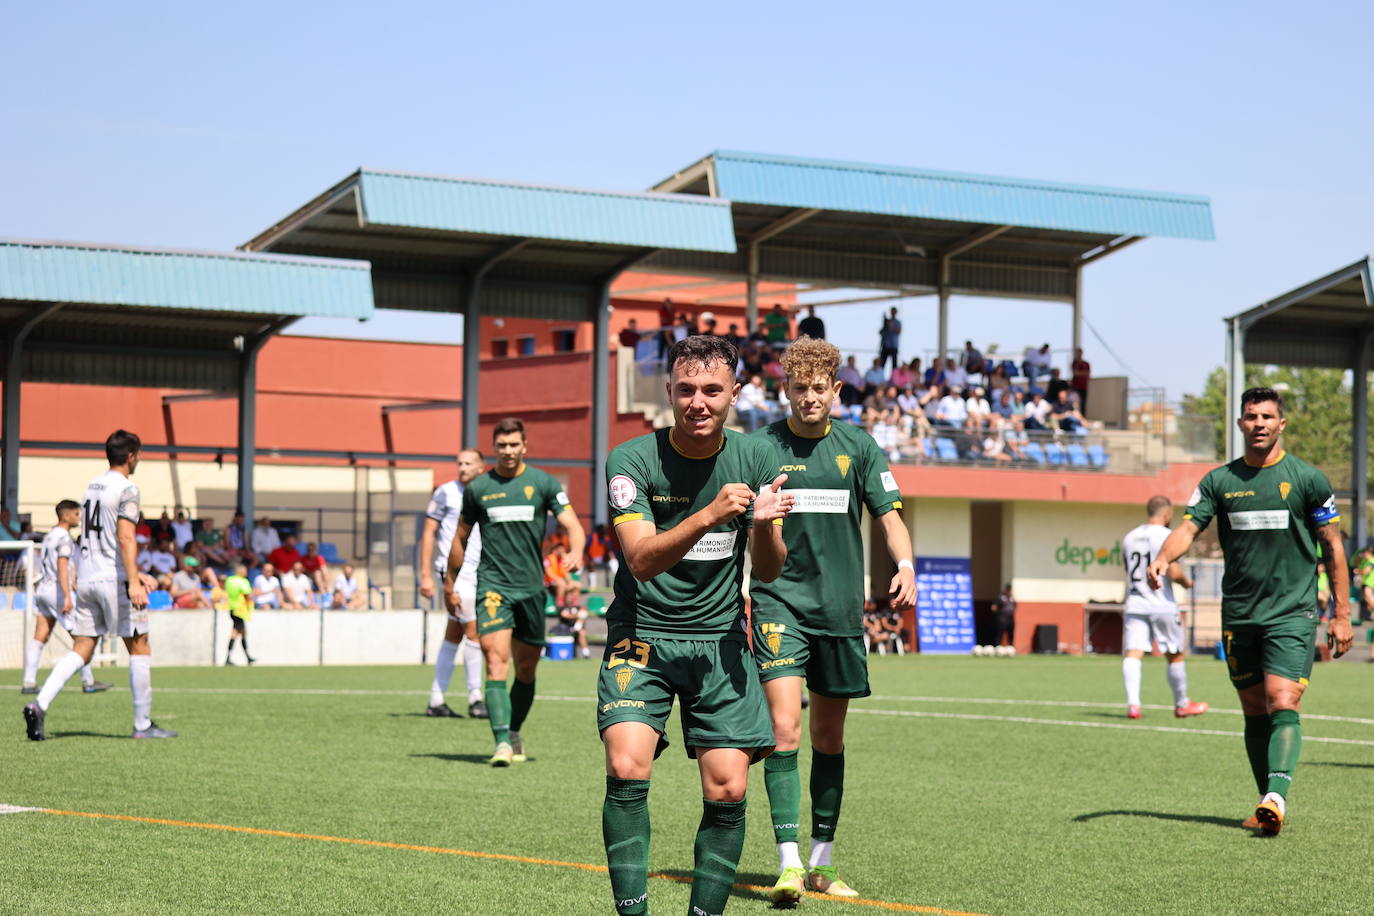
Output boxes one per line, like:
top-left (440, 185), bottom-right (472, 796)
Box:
top-left (319, 542), bottom-right (343, 564)
top-left (934, 438), bottom-right (959, 462)
top-left (0, 593), bottom-right (8, 610)
top-left (1087, 444), bottom-right (1109, 468)
top-left (1067, 443), bottom-right (1090, 467)
top-left (1044, 442), bottom-right (1066, 465)
top-left (146, 590), bottom-right (173, 611)
top-left (1022, 442), bottom-right (1047, 465)
top-left (11, 592), bottom-right (27, 610)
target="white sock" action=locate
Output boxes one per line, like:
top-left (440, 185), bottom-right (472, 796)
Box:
top-left (37, 651), bottom-right (85, 711)
top-left (430, 640), bottom-right (460, 707)
top-left (80, 664), bottom-right (95, 687)
top-left (129, 655), bottom-right (153, 731)
top-left (23, 638), bottom-right (44, 686)
top-left (809, 840), bottom-right (833, 868)
top-left (1261, 791), bottom-right (1286, 816)
top-left (778, 841), bottom-right (803, 871)
top-left (462, 636), bottom-right (483, 701)
top-left (1122, 656), bottom-right (1142, 706)
top-left (1166, 661), bottom-right (1189, 707)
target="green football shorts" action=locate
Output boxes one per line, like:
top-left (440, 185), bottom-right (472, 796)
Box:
top-left (475, 586), bottom-right (546, 647)
top-left (752, 622), bottom-right (871, 699)
top-left (1223, 618), bottom-right (1318, 690)
top-left (596, 630), bottom-right (775, 760)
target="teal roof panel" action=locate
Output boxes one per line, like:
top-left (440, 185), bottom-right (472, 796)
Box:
top-left (0, 240), bottom-right (374, 318)
top-left (357, 169), bottom-right (737, 252)
top-left (709, 150), bottom-right (1215, 241)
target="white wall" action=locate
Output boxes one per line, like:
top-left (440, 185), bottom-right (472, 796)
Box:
top-left (1005, 501), bottom-right (1146, 604)
top-left (910, 497), bottom-right (972, 560)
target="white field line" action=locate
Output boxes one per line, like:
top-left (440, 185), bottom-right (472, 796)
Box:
top-left (865, 694), bottom-right (1374, 727)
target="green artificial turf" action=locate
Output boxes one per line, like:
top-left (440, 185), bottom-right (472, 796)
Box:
top-left (3, 654), bottom-right (1372, 915)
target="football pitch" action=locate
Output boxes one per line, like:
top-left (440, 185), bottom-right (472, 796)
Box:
top-left (4, 654), bottom-right (1372, 915)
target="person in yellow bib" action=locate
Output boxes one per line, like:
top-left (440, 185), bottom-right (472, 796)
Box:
top-left (224, 564), bottom-right (255, 666)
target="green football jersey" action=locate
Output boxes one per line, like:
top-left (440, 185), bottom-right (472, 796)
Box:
top-left (1182, 451), bottom-right (1338, 627)
top-left (460, 465), bottom-right (572, 596)
top-left (750, 419), bottom-right (903, 636)
top-left (606, 428), bottom-right (778, 639)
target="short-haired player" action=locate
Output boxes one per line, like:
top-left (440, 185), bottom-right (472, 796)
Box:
top-left (24, 430), bottom-right (176, 740)
top-left (1147, 388), bottom-right (1352, 834)
top-left (752, 336), bottom-right (916, 903)
top-left (1121, 495), bottom-right (1208, 720)
top-left (20, 500), bottom-right (112, 696)
top-left (419, 448), bottom-right (488, 718)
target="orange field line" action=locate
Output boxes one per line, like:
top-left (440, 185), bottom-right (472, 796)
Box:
top-left (33, 806), bottom-right (989, 915)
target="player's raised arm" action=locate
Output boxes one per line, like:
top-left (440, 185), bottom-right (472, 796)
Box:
top-left (1316, 522), bottom-right (1352, 656)
top-left (619, 483), bottom-right (753, 581)
top-left (749, 473), bottom-right (792, 582)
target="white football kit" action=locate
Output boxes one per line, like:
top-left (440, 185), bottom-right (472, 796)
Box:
top-left (426, 479), bottom-right (482, 624)
top-left (35, 526), bottom-right (76, 628)
top-left (73, 469), bottom-right (148, 638)
top-left (1121, 523), bottom-right (1184, 654)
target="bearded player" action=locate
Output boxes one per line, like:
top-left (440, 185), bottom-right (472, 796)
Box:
top-left (599, 334), bottom-right (793, 916)
top-left (751, 336), bottom-right (915, 904)
top-left (1147, 387), bottom-right (1352, 835)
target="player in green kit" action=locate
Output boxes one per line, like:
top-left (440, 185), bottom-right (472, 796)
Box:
top-left (1147, 387), bottom-right (1353, 835)
top-left (599, 335), bottom-right (794, 916)
top-left (751, 337), bottom-right (915, 904)
top-left (446, 417), bottom-right (584, 766)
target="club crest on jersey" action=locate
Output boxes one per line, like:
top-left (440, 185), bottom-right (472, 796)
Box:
top-left (1279, 481), bottom-right (1292, 501)
top-left (615, 666), bottom-right (634, 694)
top-left (835, 455), bottom-right (851, 478)
top-left (524, 485), bottom-right (535, 500)
top-left (484, 592), bottom-right (503, 618)
top-left (760, 622), bottom-right (785, 655)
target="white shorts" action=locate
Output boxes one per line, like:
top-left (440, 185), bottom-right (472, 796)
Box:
top-left (72, 579), bottom-right (149, 638)
top-left (439, 566), bottom-right (476, 624)
top-left (34, 583), bottom-right (78, 631)
top-left (1124, 612), bottom-right (1184, 655)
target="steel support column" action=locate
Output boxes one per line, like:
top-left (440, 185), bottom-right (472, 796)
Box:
top-left (462, 240), bottom-right (531, 450)
top-left (1071, 266), bottom-right (1083, 354)
top-left (936, 257), bottom-right (950, 365)
top-left (591, 282), bottom-right (613, 526)
top-left (745, 244), bottom-right (760, 333)
top-left (237, 317), bottom-right (297, 528)
top-left (2, 303), bottom-right (62, 513)
top-left (1352, 333), bottom-right (1372, 550)
top-left (1225, 317), bottom-right (1246, 460)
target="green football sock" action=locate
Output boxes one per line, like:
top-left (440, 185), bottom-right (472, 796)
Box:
top-left (764, 749), bottom-right (801, 844)
top-left (1266, 709), bottom-right (1302, 798)
top-left (810, 749), bottom-right (845, 843)
top-left (485, 679), bottom-right (511, 746)
top-left (1243, 714), bottom-right (1272, 797)
top-left (690, 798), bottom-right (747, 916)
top-left (509, 676), bottom-right (536, 732)
top-left (603, 777), bottom-right (651, 915)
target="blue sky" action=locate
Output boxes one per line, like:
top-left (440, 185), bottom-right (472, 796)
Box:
top-left (4, 0), bottom-right (1372, 398)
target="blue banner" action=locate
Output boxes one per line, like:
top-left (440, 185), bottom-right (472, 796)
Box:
top-left (915, 556), bottom-right (975, 654)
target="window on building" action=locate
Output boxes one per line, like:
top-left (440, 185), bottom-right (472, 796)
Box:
top-left (552, 328), bottom-right (576, 352)
top-left (517, 336), bottom-right (536, 356)
top-left (490, 338), bottom-right (509, 358)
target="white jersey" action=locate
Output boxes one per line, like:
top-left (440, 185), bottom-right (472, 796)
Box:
top-left (38, 526), bottom-right (75, 587)
top-left (1122, 523), bottom-right (1176, 613)
top-left (426, 479), bottom-right (481, 579)
top-left (78, 469), bottom-right (140, 583)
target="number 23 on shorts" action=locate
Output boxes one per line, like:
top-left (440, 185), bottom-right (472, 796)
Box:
top-left (607, 638), bottom-right (651, 669)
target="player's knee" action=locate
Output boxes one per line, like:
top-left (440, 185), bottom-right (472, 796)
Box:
top-left (701, 773), bottom-right (747, 802)
top-left (770, 716), bottom-right (802, 749)
top-left (606, 750), bottom-right (652, 780)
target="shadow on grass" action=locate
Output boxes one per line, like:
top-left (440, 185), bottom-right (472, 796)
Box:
top-left (1073, 810), bottom-right (1243, 829)
top-left (1304, 760), bottom-right (1374, 770)
top-left (410, 752), bottom-right (499, 765)
top-left (1084, 711), bottom-right (1134, 720)
top-left (649, 869), bottom-right (772, 902)
top-left (47, 730), bottom-right (127, 740)
top-left (387, 712), bottom-right (469, 720)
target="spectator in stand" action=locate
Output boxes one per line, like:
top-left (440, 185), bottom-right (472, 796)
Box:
top-left (1051, 388), bottom-right (1087, 435)
top-left (1071, 347), bottom-right (1092, 412)
top-left (699, 312), bottom-right (719, 336)
top-left (923, 357), bottom-right (946, 388)
top-left (195, 516), bottom-right (232, 569)
top-left (672, 313), bottom-right (692, 344)
top-left (749, 318), bottom-right (769, 345)
top-left (559, 601), bottom-right (592, 659)
top-left (225, 511), bottom-right (252, 563)
top-left (268, 534), bottom-right (303, 575)
top-left (252, 562), bottom-right (284, 610)
top-left (986, 363), bottom-right (1011, 399)
top-left (723, 323), bottom-right (742, 349)
top-left (961, 341), bottom-right (985, 377)
top-left (878, 307), bottom-right (902, 370)
top-left (170, 509), bottom-right (194, 551)
top-left (146, 538), bottom-right (178, 577)
top-left (585, 524), bottom-right (613, 588)
top-left (890, 359), bottom-right (914, 390)
top-left (618, 318), bottom-right (641, 349)
top-left (281, 561), bottom-right (314, 609)
top-left (764, 303), bottom-right (790, 342)
top-left (200, 563), bottom-right (228, 610)
top-left (944, 358), bottom-right (969, 393)
top-left (863, 357), bottom-right (888, 396)
top-left (1046, 368), bottom-right (1070, 403)
top-left (301, 542), bottom-right (329, 592)
top-left (1023, 343), bottom-right (1053, 384)
top-left (1003, 422), bottom-right (1030, 461)
top-left (935, 386), bottom-right (969, 429)
top-left (250, 517), bottom-right (281, 562)
top-left (135, 534), bottom-right (152, 572)
top-left (332, 563), bottom-right (365, 609)
top-left (979, 430), bottom-right (1014, 464)
top-left (169, 557), bottom-right (211, 609)
top-left (993, 389), bottom-right (1022, 425)
top-left (735, 374), bottom-right (774, 432)
top-left (740, 339), bottom-right (765, 377)
top-left (919, 384), bottom-right (942, 426)
top-left (878, 608), bottom-right (905, 654)
top-left (544, 543), bottom-right (576, 608)
top-left (151, 510), bottom-right (173, 544)
top-left (135, 512), bottom-right (153, 542)
top-left (797, 304), bottom-right (825, 340)
top-left (837, 355), bottom-right (865, 406)
top-left (863, 606), bottom-right (885, 653)
top-left (965, 386), bottom-right (993, 430)
top-left (762, 349), bottom-right (787, 391)
top-left (1023, 390), bottom-right (1052, 431)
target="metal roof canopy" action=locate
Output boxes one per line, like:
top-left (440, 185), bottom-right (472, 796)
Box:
top-left (0, 238), bottom-right (375, 523)
top-left (1223, 256), bottom-right (1374, 545)
top-left (242, 168), bottom-right (739, 522)
top-left (648, 150), bottom-right (1215, 357)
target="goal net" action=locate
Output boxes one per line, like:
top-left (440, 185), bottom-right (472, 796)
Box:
top-left (0, 540), bottom-right (37, 670)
